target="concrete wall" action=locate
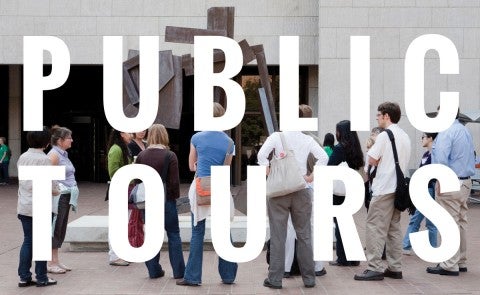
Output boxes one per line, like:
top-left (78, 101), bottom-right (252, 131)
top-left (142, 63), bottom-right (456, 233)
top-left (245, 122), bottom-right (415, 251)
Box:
top-left (318, 1), bottom-right (480, 169)
top-left (0, 0), bottom-right (319, 64)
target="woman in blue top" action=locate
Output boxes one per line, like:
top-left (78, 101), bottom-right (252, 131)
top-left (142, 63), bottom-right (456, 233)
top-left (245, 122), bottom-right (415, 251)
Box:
top-left (47, 126), bottom-right (79, 274)
top-left (176, 102), bottom-right (237, 286)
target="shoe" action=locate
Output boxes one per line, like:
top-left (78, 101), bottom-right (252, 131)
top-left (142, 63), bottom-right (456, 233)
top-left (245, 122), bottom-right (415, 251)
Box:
top-left (329, 261), bottom-right (349, 267)
top-left (354, 270), bottom-right (384, 281)
top-left (402, 249), bottom-right (412, 256)
top-left (58, 263), bottom-right (72, 271)
top-left (349, 261), bottom-right (360, 266)
top-left (315, 268), bottom-right (327, 277)
top-left (109, 259), bottom-right (130, 266)
top-left (263, 278), bottom-right (282, 289)
top-left (384, 268), bottom-right (403, 279)
top-left (426, 264), bottom-right (459, 276)
top-left (176, 279), bottom-right (200, 286)
top-left (283, 272), bottom-right (291, 278)
top-left (222, 280), bottom-right (235, 285)
top-left (150, 269), bottom-right (165, 279)
top-left (36, 277), bottom-right (57, 287)
top-left (47, 265), bottom-right (66, 274)
top-left (459, 267), bottom-right (467, 272)
top-left (18, 280), bottom-right (36, 287)
top-left (304, 282), bottom-right (316, 288)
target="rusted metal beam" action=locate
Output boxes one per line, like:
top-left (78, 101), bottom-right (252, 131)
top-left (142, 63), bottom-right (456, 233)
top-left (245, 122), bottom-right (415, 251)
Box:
top-left (207, 7), bottom-right (235, 38)
top-left (252, 45), bottom-right (278, 132)
top-left (165, 26), bottom-right (227, 44)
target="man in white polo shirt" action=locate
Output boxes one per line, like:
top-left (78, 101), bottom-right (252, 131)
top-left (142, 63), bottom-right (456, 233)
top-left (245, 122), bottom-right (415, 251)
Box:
top-left (354, 102), bottom-right (411, 281)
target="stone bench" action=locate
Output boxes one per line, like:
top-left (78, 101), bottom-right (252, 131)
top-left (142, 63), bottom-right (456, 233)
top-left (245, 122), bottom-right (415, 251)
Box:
top-left (65, 215), bottom-right (269, 252)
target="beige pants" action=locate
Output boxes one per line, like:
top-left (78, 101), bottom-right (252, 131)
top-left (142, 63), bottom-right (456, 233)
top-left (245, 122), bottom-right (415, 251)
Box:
top-left (365, 193), bottom-right (402, 272)
top-left (436, 179), bottom-right (471, 271)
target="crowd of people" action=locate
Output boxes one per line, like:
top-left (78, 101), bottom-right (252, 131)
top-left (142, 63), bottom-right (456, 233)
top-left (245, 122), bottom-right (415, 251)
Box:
top-left (14, 101), bottom-right (476, 289)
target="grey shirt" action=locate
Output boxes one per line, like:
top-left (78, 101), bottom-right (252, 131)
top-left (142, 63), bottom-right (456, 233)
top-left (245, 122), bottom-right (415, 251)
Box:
top-left (17, 148), bottom-right (57, 216)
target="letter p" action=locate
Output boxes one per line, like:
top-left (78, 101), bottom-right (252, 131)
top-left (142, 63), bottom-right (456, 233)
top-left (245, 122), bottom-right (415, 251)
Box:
top-left (24, 36), bottom-right (70, 131)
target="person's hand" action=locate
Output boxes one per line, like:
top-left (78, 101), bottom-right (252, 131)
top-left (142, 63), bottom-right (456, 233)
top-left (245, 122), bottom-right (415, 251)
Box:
top-left (304, 174), bottom-right (313, 183)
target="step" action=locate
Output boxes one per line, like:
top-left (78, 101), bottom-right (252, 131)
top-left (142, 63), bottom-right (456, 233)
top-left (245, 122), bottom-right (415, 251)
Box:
top-left (64, 215), bottom-right (270, 252)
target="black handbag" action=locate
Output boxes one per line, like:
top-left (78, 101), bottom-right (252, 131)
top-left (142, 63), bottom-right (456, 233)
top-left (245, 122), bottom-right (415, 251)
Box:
top-left (385, 129), bottom-right (415, 214)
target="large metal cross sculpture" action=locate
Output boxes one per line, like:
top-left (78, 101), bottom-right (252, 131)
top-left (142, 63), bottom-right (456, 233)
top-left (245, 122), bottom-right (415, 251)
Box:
top-left (122, 7), bottom-right (278, 134)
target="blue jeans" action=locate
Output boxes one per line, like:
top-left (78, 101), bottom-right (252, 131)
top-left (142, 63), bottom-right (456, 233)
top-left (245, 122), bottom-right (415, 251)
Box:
top-left (145, 200), bottom-right (185, 278)
top-left (183, 215), bottom-right (237, 284)
top-left (0, 160), bottom-right (9, 183)
top-left (403, 187), bottom-right (438, 250)
top-left (18, 214), bottom-right (48, 283)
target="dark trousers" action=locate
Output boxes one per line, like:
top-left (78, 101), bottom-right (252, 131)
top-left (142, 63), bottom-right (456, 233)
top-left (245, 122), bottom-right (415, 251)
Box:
top-left (0, 161), bottom-right (9, 183)
top-left (333, 195), bottom-right (359, 265)
top-left (52, 194), bottom-right (71, 249)
top-left (18, 214), bottom-right (48, 283)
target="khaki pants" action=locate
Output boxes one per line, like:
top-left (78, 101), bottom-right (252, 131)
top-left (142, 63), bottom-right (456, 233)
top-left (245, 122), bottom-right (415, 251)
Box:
top-left (365, 193), bottom-right (402, 272)
top-left (436, 179), bottom-right (471, 271)
top-left (267, 189), bottom-right (315, 286)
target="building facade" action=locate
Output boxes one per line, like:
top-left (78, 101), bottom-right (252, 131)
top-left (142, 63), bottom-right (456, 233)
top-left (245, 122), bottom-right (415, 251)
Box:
top-left (1, 0), bottom-right (479, 182)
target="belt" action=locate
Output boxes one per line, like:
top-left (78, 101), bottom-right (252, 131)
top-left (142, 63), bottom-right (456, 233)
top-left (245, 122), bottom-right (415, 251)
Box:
top-left (458, 177), bottom-right (470, 180)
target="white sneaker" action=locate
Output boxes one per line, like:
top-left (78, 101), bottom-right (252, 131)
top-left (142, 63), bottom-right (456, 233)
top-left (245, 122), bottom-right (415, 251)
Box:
top-left (402, 249), bottom-right (412, 255)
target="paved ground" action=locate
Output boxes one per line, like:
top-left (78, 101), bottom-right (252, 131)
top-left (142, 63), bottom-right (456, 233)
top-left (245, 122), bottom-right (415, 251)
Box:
top-left (1, 182), bottom-right (479, 294)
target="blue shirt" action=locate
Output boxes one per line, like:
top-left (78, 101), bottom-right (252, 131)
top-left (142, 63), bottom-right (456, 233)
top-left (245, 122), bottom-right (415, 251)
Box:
top-left (191, 131), bottom-right (235, 178)
top-left (432, 120), bottom-right (475, 178)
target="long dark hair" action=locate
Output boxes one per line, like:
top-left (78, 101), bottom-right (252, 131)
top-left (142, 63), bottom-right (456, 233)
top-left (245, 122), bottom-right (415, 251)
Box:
top-left (323, 133), bottom-right (335, 148)
top-left (336, 120), bottom-right (364, 169)
top-left (107, 129), bottom-right (131, 166)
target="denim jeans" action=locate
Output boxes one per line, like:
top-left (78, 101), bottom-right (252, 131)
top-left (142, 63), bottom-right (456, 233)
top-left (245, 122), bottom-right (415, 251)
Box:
top-left (183, 215), bottom-right (237, 284)
top-left (403, 187), bottom-right (438, 250)
top-left (18, 214), bottom-right (48, 283)
top-left (0, 160), bottom-right (9, 183)
top-left (145, 200), bottom-right (185, 278)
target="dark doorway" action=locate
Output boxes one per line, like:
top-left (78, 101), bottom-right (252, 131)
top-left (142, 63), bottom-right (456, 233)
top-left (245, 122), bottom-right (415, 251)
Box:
top-left (0, 66), bottom-right (9, 140)
top-left (42, 65), bottom-right (110, 182)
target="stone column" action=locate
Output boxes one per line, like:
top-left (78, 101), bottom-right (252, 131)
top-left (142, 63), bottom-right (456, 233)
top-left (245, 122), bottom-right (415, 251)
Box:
top-left (8, 65), bottom-right (22, 178)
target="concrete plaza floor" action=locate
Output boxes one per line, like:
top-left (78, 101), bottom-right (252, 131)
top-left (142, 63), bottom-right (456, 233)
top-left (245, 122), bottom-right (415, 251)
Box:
top-left (0, 182), bottom-right (479, 294)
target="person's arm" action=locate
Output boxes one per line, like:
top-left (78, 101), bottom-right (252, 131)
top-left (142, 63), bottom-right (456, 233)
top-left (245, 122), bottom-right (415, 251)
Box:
top-left (431, 133), bottom-right (451, 166)
top-left (367, 132), bottom-right (386, 167)
top-left (257, 133), bottom-right (278, 175)
top-left (49, 151), bottom-right (60, 166)
top-left (0, 146), bottom-right (5, 162)
top-left (305, 139), bottom-right (329, 183)
top-left (327, 145), bottom-right (344, 166)
top-left (368, 156), bottom-right (380, 166)
top-left (107, 145), bottom-right (123, 179)
top-left (188, 144), bottom-right (197, 172)
top-left (167, 152), bottom-right (180, 199)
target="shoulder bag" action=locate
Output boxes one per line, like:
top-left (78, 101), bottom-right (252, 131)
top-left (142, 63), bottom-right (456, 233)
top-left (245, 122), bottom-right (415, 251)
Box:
top-left (266, 132), bottom-right (306, 198)
top-left (332, 161), bottom-right (349, 196)
top-left (196, 138), bottom-right (234, 206)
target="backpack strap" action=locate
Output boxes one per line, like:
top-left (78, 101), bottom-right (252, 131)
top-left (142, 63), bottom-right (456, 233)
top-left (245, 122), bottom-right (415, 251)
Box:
top-left (385, 129), bottom-right (400, 165)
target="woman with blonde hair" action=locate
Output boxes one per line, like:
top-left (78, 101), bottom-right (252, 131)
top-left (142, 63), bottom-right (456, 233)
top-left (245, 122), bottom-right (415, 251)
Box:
top-left (177, 102), bottom-right (237, 286)
top-left (136, 124), bottom-right (185, 279)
